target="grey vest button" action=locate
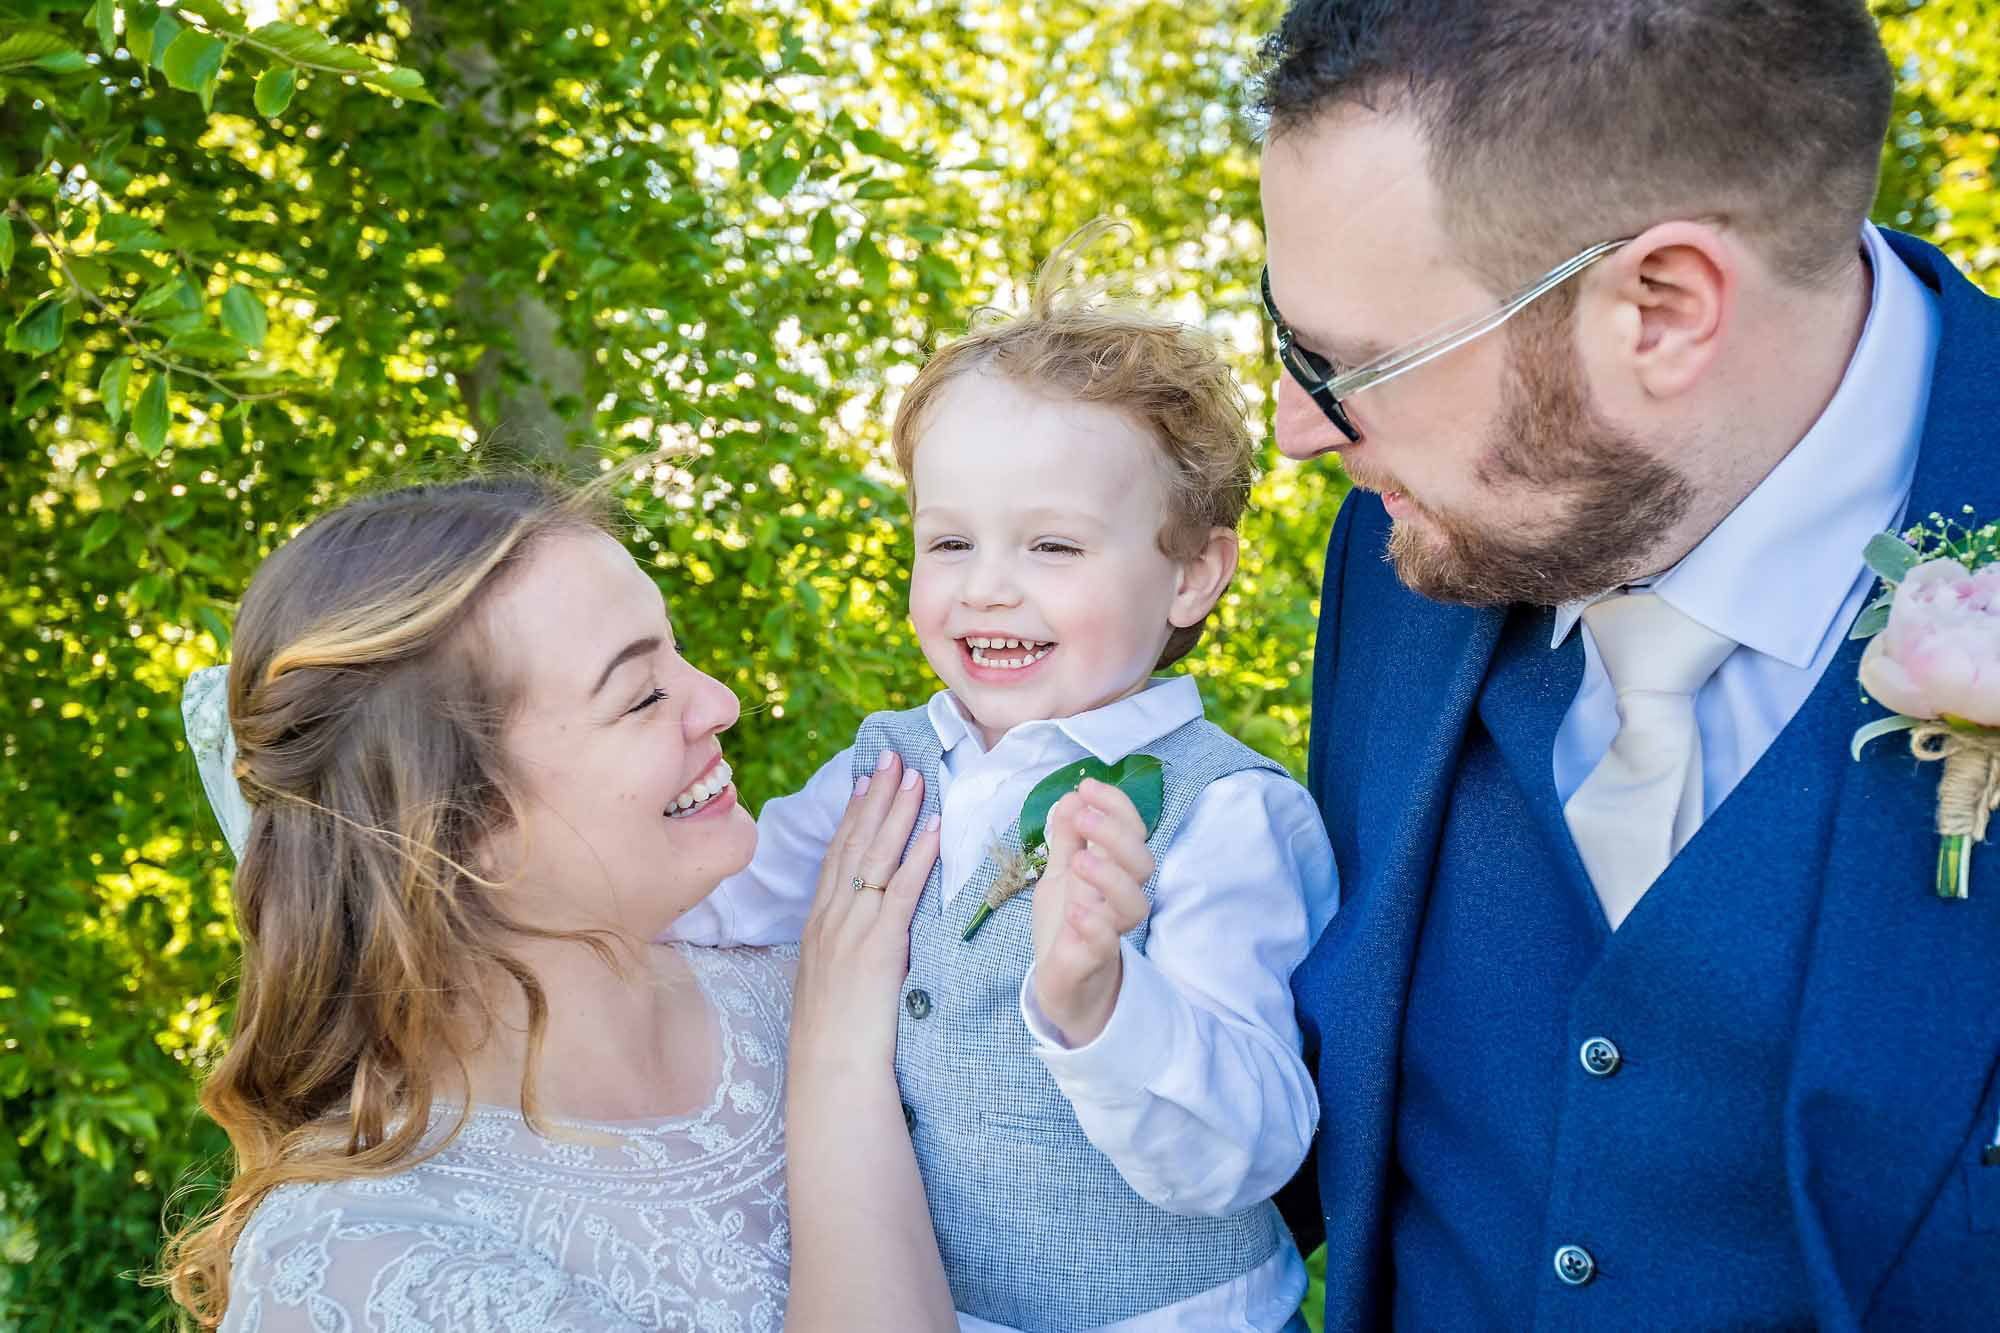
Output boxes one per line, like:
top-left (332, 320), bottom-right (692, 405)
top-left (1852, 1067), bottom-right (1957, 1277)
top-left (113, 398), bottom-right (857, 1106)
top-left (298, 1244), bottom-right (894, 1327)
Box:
top-left (905, 988), bottom-right (933, 1019)
top-left (1579, 1037), bottom-right (1621, 1077)
top-left (1554, 1244), bottom-right (1596, 1286)
top-left (901, 1101), bottom-right (916, 1132)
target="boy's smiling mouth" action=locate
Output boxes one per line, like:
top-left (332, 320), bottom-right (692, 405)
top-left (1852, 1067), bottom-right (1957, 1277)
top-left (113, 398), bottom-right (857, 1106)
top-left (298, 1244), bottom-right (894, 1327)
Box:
top-left (960, 635), bottom-right (1056, 673)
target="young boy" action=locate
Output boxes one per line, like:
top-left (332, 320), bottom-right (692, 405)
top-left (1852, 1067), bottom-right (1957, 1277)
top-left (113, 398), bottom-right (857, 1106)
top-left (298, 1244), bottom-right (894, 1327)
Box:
top-left (674, 245), bottom-right (1336, 1332)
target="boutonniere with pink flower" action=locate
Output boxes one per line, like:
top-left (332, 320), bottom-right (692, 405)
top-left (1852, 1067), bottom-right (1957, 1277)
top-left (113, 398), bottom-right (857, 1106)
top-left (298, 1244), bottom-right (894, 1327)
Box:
top-left (1849, 509), bottom-right (2000, 898)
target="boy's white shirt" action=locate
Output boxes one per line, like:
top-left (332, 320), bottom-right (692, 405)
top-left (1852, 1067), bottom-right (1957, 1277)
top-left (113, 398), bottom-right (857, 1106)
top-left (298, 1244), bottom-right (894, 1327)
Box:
top-left (669, 676), bottom-right (1338, 1332)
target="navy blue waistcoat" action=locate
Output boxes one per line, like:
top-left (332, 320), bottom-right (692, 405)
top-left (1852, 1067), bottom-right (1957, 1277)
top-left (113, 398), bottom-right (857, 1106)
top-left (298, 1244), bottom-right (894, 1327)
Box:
top-left (1292, 232), bottom-right (2000, 1332)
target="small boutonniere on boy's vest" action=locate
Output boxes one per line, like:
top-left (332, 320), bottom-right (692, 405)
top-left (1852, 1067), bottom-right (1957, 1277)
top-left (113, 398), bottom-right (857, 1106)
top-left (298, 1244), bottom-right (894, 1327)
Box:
top-left (1849, 510), bottom-right (2000, 899)
top-left (960, 753), bottom-right (1166, 941)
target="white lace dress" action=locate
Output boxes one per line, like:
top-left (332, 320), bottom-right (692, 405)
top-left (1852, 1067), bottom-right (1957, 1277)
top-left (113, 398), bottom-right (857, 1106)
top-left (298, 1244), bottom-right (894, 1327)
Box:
top-left (219, 945), bottom-right (797, 1333)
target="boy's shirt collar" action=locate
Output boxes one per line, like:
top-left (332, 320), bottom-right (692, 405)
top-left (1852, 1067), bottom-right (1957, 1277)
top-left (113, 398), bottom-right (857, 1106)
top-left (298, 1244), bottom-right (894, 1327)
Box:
top-left (925, 675), bottom-right (1204, 765)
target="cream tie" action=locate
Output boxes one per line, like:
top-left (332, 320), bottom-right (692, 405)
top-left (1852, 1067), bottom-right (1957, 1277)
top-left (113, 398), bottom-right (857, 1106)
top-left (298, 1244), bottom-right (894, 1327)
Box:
top-left (1563, 593), bottom-right (1736, 930)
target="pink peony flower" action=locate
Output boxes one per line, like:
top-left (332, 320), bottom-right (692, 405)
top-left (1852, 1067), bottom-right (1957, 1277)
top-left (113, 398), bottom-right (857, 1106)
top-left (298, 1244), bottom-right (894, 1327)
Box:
top-left (1858, 556), bottom-right (2000, 726)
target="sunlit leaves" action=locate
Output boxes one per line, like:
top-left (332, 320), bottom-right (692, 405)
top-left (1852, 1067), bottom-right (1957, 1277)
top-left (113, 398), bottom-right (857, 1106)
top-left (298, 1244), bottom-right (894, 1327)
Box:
top-left (133, 372), bottom-right (169, 456)
top-left (161, 30), bottom-right (227, 111)
top-left (97, 355), bottom-right (132, 425)
top-left (220, 285), bottom-right (267, 350)
top-left (253, 65), bottom-right (297, 117)
top-left (5, 298), bottom-right (63, 356)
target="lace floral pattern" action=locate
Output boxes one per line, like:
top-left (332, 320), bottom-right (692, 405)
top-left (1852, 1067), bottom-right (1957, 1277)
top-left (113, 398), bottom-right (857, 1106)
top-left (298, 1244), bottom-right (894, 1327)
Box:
top-left (220, 946), bottom-right (797, 1333)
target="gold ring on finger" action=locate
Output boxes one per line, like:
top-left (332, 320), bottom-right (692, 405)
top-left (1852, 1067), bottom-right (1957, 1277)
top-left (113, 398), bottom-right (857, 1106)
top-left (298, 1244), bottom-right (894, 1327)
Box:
top-left (850, 875), bottom-right (887, 893)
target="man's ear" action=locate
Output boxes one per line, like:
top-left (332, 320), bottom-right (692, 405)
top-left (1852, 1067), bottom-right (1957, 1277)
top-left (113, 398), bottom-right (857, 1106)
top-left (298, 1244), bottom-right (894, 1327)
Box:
top-left (1594, 220), bottom-right (1734, 402)
top-left (1169, 527), bottom-right (1240, 628)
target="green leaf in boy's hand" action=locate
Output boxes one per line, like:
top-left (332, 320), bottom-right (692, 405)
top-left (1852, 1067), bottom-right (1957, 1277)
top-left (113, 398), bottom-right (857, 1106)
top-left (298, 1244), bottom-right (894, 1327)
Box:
top-left (1018, 753), bottom-right (1165, 856)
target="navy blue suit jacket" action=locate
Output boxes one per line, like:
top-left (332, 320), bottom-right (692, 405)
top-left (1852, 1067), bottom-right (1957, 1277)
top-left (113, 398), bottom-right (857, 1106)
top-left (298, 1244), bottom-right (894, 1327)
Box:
top-left (1295, 232), bottom-right (2000, 1330)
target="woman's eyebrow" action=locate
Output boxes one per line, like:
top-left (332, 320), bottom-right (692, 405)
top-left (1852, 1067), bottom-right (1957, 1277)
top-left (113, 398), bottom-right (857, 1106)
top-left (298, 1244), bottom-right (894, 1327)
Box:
top-left (591, 636), bottom-right (661, 697)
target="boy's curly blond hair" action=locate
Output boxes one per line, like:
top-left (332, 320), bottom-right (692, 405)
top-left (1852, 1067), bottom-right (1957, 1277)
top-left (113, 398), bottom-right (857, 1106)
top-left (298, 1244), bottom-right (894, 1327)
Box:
top-left (889, 221), bottom-right (1256, 668)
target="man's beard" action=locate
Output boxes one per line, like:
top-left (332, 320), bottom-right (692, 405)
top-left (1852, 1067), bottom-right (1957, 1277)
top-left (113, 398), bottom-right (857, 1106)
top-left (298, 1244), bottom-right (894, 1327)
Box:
top-left (1376, 314), bottom-right (1695, 608)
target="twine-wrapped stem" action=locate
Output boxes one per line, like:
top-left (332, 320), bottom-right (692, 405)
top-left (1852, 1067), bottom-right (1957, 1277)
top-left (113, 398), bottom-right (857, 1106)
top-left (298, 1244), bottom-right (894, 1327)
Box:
top-left (1910, 725), bottom-right (2000, 899)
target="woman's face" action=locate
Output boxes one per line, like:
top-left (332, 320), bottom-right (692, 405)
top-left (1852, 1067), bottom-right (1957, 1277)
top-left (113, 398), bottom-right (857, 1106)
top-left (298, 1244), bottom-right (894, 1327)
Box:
top-left (483, 528), bottom-right (755, 941)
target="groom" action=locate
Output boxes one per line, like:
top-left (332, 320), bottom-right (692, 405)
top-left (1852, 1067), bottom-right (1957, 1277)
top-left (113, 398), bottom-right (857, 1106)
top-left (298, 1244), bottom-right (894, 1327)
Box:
top-left (1261, 1), bottom-right (1999, 1328)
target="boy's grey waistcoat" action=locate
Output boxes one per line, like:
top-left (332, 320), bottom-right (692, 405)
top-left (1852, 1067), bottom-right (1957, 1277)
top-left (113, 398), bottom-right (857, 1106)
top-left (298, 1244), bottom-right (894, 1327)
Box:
top-left (853, 705), bottom-right (1292, 1331)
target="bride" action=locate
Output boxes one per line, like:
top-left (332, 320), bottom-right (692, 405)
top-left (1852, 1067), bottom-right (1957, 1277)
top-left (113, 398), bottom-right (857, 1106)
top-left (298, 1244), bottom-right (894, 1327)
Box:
top-left (165, 473), bottom-right (954, 1330)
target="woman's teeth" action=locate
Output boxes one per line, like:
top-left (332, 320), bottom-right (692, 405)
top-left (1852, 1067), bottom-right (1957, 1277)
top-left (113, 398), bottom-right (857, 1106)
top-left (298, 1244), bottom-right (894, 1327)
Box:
top-left (967, 637), bottom-right (1054, 670)
top-left (667, 760), bottom-right (732, 818)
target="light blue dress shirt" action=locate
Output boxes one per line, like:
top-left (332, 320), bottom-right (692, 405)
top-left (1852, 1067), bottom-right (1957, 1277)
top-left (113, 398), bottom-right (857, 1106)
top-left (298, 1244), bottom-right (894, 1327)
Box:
top-left (1552, 223), bottom-right (1943, 816)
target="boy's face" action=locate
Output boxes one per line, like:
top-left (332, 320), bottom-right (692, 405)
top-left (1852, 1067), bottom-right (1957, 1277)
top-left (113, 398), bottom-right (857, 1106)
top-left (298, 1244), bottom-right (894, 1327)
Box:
top-left (908, 371), bottom-right (1201, 749)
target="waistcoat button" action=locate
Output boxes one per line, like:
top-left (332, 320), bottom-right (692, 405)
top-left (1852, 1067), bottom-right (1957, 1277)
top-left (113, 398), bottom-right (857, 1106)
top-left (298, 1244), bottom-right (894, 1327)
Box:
top-left (1553, 1244), bottom-right (1596, 1286)
top-left (905, 988), bottom-right (933, 1020)
top-left (1579, 1037), bottom-right (1621, 1077)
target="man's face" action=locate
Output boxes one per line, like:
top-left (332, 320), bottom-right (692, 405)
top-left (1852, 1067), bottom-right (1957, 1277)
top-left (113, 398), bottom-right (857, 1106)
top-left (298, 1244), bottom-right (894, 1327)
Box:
top-left (1260, 107), bottom-right (1689, 607)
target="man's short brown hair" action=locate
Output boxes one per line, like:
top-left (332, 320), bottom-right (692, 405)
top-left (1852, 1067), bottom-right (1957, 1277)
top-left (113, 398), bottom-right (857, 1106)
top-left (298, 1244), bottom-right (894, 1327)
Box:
top-left (1258, 0), bottom-right (1894, 289)
top-left (889, 226), bottom-right (1256, 669)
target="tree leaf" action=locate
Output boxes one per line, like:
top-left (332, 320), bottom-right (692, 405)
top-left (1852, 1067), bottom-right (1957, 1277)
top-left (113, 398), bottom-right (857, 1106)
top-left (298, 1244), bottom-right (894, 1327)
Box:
top-left (853, 178), bottom-right (904, 201)
top-left (254, 65), bottom-right (297, 117)
top-left (0, 30), bottom-right (74, 73)
top-left (91, 0), bottom-right (118, 55)
top-left (98, 355), bottom-right (131, 425)
top-left (808, 208), bottom-right (837, 266)
top-left (164, 329), bottom-right (244, 362)
top-left (162, 31), bottom-right (227, 110)
top-left (850, 126), bottom-right (918, 166)
top-left (125, 9), bottom-right (156, 67)
top-left (853, 234), bottom-right (888, 296)
top-left (360, 65), bottom-right (436, 105)
top-left (80, 511), bottom-right (121, 556)
top-left (0, 217), bottom-right (12, 276)
top-left (762, 152), bottom-right (805, 198)
top-left (147, 12), bottom-right (182, 71)
top-left (195, 604), bottom-right (232, 650)
top-left (130, 278), bottom-right (187, 317)
top-left (220, 284), bottom-right (266, 349)
top-left (5, 298), bottom-right (64, 357)
top-left (172, 0), bottom-right (247, 37)
top-left (97, 212), bottom-right (168, 253)
top-left (35, 50), bottom-right (90, 75)
top-left (247, 22), bottom-right (375, 75)
top-left (1863, 532), bottom-right (1921, 584)
top-left (133, 373), bottom-right (168, 456)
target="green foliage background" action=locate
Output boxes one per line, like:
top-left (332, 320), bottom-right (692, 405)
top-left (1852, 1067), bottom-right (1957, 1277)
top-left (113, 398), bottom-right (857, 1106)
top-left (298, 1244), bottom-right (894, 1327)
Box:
top-left (0, 0), bottom-right (1993, 1325)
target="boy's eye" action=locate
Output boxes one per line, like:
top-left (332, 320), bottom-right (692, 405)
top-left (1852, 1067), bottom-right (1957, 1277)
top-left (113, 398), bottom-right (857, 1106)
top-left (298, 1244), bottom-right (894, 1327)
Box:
top-left (627, 687), bottom-right (668, 716)
top-left (928, 538), bottom-right (972, 553)
top-left (1033, 541), bottom-right (1082, 556)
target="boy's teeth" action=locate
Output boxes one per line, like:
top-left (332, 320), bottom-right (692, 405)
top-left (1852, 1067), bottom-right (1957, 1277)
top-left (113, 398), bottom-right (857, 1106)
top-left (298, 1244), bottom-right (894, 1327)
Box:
top-left (969, 641), bottom-right (1054, 670)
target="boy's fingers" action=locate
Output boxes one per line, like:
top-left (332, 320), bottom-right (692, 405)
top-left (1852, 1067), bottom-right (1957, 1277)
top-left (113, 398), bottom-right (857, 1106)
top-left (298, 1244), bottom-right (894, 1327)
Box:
top-left (1045, 792), bottom-right (1086, 862)
top-left (1057, 901), bottom-right (1122, 969)
top-left (1073, 853), bottom-right (1148, 929)
top-left (1078, 779), bottom-right (1146, 837)
top-left (1081, 822), bottom-right (1155, 884)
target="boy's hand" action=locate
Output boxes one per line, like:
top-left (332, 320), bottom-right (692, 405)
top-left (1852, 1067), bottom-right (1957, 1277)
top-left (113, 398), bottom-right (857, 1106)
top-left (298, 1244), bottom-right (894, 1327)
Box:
top-left (1030, 777), bottom-right (1155, 1047)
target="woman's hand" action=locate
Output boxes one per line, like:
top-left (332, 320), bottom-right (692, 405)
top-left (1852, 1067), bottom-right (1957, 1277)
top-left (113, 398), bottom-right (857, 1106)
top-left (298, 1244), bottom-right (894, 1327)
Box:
top-left (784, 748), bottom-right (955, 1332)
top-left (791, 749), bottom-right (940, 1081)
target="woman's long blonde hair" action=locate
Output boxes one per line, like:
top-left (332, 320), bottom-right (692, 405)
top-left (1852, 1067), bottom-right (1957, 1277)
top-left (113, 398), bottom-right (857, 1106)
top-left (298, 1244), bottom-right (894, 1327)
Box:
top-left (161, 474), bottom-right (622, 1325)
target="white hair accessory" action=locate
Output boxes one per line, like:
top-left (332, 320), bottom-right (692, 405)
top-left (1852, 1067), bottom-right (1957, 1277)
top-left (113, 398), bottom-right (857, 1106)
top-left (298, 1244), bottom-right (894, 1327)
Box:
top-left (182, 664), bottom-right (251, 860)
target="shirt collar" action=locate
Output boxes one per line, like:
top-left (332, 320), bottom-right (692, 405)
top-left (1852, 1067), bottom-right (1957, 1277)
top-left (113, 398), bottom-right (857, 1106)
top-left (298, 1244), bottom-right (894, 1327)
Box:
top-left (925, 675), bottom-right (1205, 763)
top-left (1551, 223), bottom-right (1938, 666)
